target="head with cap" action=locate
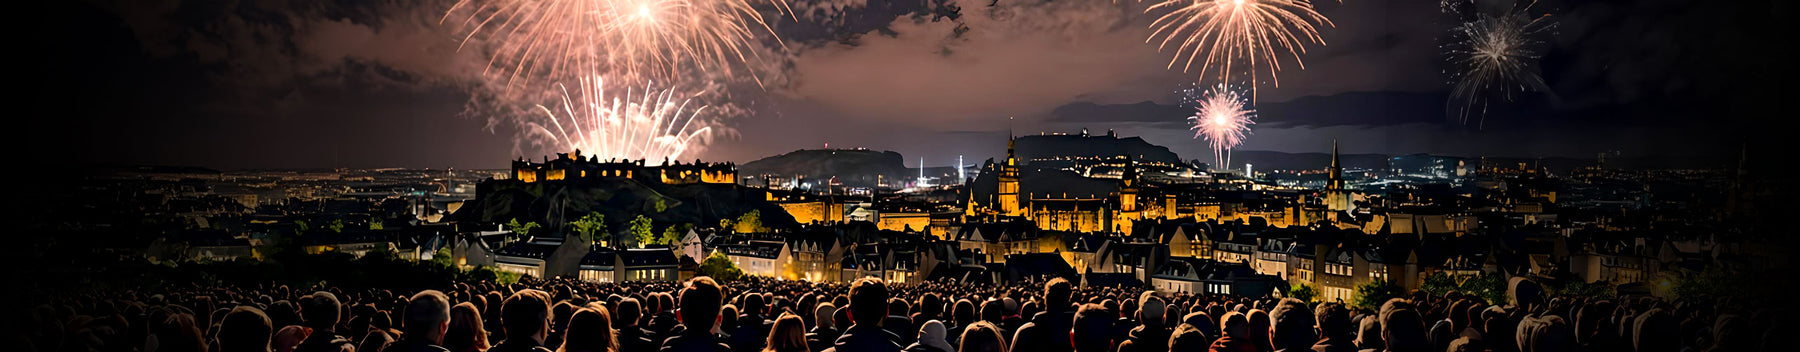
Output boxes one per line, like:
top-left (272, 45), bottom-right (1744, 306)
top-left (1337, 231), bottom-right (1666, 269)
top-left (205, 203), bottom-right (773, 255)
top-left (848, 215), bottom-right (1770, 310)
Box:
top-left (917, 320), bottom-right (954, 352)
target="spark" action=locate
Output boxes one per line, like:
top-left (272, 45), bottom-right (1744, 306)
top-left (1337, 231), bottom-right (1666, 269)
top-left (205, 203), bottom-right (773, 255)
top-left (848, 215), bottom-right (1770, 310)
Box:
top-left (525, 76), bottom-right (715, 162)
top-left (1145, 0), bottom-right (1334, 97)
top-left (1188, 84), bottom-right (1256, 171)
top-left (1443, 0), bottom-right (1554, 127)
top-left (443, 0), bottom-right (791, 89)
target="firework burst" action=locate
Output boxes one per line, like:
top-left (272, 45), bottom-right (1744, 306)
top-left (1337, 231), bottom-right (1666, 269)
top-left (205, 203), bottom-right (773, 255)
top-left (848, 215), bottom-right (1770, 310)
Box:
top-left (1145, 0), bottom-right (1334, 97)
top-left (1188, 84), bottom-right (1256, 171)
top-left (443, 0), bottom-right (790, 89)
top-left (1443, 0), bottom-right (1554, 126)
top-left (525, 76), bottom-right (714, 162)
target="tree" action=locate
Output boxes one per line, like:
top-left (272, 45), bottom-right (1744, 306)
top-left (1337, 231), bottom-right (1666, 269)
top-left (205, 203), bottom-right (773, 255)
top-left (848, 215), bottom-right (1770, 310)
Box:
top-left (629, 215), bottom-right (655, 248)
top-left (734, 210), bottom-right (764, 233)
top-left (1419, 272), bottom-right (1508, 304)
top-left (326, 219), bottom-right (346, 233)
top-left (369, 221), bottom-right (384, 230)
top-left (660, 223), bottom-right (691, 251)
top-left (653, 197), bottom-right (670, 213)
top-left (698, 251), bottom-right (744, 281)
top-left (506, 218), bottom-right (541, 237)
top-left (1289, 283), bottom-right (1318, 304)
top-left (571, 212), bottom-right (607, 245)
top-left (1352, 279), bottom-right (1405, 311)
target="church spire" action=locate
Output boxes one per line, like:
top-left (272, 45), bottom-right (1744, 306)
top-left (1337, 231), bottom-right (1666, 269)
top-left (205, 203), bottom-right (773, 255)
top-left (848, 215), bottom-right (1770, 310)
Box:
top-left (1328, 139), bottom-right (1345, 191)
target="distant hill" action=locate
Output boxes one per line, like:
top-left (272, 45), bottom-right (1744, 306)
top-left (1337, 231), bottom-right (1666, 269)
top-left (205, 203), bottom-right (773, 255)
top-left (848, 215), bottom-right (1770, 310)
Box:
top-left (1013, 133), bottom-right (1182, 165)
top-left (739, 149), bottom-right (912, 188)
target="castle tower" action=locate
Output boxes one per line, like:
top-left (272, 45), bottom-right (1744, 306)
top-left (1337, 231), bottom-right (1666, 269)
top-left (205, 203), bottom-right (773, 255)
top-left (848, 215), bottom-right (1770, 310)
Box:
top-left (998, 137), bottom-right (1022, 216)
top-left (1117, 155), bottom-right (1142, 229)
top-left (1326, 140), bottom-right (1351, 211)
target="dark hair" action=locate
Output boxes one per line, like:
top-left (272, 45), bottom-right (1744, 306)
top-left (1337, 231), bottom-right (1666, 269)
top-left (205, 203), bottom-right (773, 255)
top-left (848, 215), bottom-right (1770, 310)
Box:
top-left (615, 298), bottom-right (642, 327)
top-left (1379, 307), bottom-right (1429, 352)
top-left (301, 292), bottom-right (341, 330)
top-left (1314, 302), bottom-right (1353, 340)
top-left (558, 307), bottom-right (616, 352)
top-left (743, 293), bottom-right (766, 317)
top-left (959, 321), bottom-right (1008, 352)
top-left (679, 277), bottom-right (725, 331)
top-left (848, 278), bottom-right (889, 326)
top-left (218, 306), bottom-right (272, 352)
top-left (1043, 278), bottom-right (1072, 310)
top-left (1269, 298), bottom-right (1316, 350)
top-left (953, 299), bottom-right (976, 327)
top-left (502, 289), bottom-right (552, 339)
top-left (980, 299), bottom-right (1005, 324)
top-left (1072, 304), bottom-right (1113, 352)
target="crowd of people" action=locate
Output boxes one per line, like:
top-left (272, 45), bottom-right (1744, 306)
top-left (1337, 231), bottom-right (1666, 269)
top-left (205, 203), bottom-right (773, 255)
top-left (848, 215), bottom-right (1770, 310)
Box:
top-left (12, 275), bottom-right (1780, 352)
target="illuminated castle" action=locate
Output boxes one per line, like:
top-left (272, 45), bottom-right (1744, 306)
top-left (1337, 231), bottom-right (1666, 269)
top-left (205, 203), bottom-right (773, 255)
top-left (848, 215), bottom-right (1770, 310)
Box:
top-left (512, 150), bottom-right (738, 185)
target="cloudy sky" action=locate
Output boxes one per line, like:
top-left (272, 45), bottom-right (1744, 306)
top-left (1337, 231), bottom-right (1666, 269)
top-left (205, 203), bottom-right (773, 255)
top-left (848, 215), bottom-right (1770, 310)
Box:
top-left (29, 0), bottom-right (1786, 169)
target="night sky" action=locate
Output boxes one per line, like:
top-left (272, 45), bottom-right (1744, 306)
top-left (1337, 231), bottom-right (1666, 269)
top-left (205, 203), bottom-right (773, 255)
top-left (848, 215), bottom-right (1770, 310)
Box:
top-left (29, 0), bottom-right (1788, 170)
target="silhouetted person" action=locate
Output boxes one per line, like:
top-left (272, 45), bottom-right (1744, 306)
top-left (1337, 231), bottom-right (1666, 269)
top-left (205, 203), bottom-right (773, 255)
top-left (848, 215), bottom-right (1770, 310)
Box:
top-left (384, 290), bottom-right (452, 352)
top-left (661, 277), bottom-right (731, 352)
top-left (960, 321), bottom-right (1009, 352)
top-left (1118, 293), bottom-right (1171, 352)
top-left (1071, 304), bottom-right (1114, 352)
top-left (822, 278), bottom-right (902, 352)
top-left (1011, 278), bottom-right (1076, 352)
top-left (765, 313), bottom-right (811, 352)
top-left (219, 307), bottom-right (274, 352)
top-left (491, 289), bottom-right (553, 352)
top-left (1263, 299), bottom-right (1311, 352)
top-left (615, 298), bottom-right (658, 352)
top-left (443, 302), bottom-right (490, 352)
top-left (557, 307), bottom-right (616, 352)
top-left (806, 303), bottom-right (840, 352)
top-left (296, 292), bottom-right (354, 352)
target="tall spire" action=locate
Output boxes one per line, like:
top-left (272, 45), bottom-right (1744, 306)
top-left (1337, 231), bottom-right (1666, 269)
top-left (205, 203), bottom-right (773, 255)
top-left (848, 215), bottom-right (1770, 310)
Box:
top-left (1328, 139), bottom-right (1345, 191)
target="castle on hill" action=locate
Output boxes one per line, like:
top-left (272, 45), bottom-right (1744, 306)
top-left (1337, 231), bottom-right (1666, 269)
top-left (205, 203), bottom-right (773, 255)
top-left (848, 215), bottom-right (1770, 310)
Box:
top-left (511, 150), bottom-right (737, 185)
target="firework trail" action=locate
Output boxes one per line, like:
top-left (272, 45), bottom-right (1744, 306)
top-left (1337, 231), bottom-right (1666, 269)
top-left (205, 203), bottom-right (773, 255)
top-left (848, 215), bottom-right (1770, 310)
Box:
top-left (443, 0), bottom-right (790, 90)
top-left (525, 76), bottom-right (715, 162)
top-left (1442, 0), bottom-right (1554, 127)
top-left (1145, 0), bottom-right (1334, 98)
top-left (1188, 84), bottom-right (1256, 171)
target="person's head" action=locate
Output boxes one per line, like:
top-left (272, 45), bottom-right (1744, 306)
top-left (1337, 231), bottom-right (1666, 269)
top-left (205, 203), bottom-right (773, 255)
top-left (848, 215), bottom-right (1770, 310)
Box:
top-left (1315, 302), bottom-right (1353, 340)
top-left (765, 313), bottom-right (809, 352)
top-left (1355, 313), bottom-right (1383, 351)
top-left (159, 313), bottom-right (208, 352)
top-left (1043, 278), bottom-right (1073, 311)
top-left (614, 298), bottom-right (642, 328)
top-left (273, 325), bottom-right (309, 352)
top-left (959, 321), bottom-right (1009, 352)
top-left (953, 299), bottom-right (976, 326)
top-left (444, 302), bottom-right (490, 352)
top-left (1072, 303), bottom-right (1113, 352)
top-left (743, 293), bottom-right (767, 317)
top-left (558, 307), bottom-right (616, 352)
top-left (889, 298), bottom-right (912, 317)
top-left (1246, 309), bottom-right (1273, 348)
top-left (848, 278), bottom-right (890, 326)
top-left (300, 292), bottom-right (341, 330)
top-left (1379, 307), bottom-right (1428, 352)
top-left (1180, 312), bottom-right (1216, 340)
top-left (1138, 295), bottom-right (1167, 327)
top-left (1168, 324), bottom-right (1210, 352)
top-left (980, 299), bottom-right (1005, 324)
top-left (679, 277), bottom-right (726, 332)
top-left (1269, 298), bottom-right (1316, 350)
top-left (1632, 308), bottom-right (1679, 352)
top-left (1220, 311), bottom-right (1248, 339)
top-left (813, 303), bottom-right (836, 329)
top-left (918, 293), bottom-right (943, 318)
top-left (502, 289), bottom-right (552, 343)
top-left (218, 306), bottom-right (272, 352)
top-left (1518, 315), bottom-right (1571, 352)
top-left (405, 290), bottom-right (452, 344)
